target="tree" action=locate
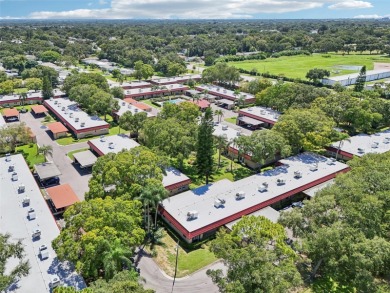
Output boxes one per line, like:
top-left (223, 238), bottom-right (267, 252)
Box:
top-left (25, 77), bottom-right (42, 91)
top-left (19, 92), bottom-right (28, 106)
top-left (214, 134), bottom-right (229, 168)
top-left (214, 109), bottom-right (224, 123)
top-left (52, 197), bottom-right (145, 280)
top-left (208, 216), bottom-right (302, 293)
top-left (0, 122), bottom-right (31, 152)
top-left (279, 152), bottom-right (390, 292)
top-left (0, 80), bottom-right (14, 95)
top-left (63, 73), bottom-right (109, 95)
top-left (133, 61), bottom-right (154, 80)
top-left (85, 147), bottom-right (165, 200)
top-left (110, 86), bottom-right (125, 99)
top-left (0, 233), bottom-right (30, 291)
top-left (202, 63), bottom-right (240, 86)
top-left (235, 130), bottom-right (291, 171)
top-left (241, 78), bottom-right (273, 95)
top-left (354, 65), bottom-right (366, 92)
top-left (119, 111), bottom-right (147, 139)
top-left (196, 107), bottom-right (214, 184)
top-left (91, 92), bottom-right (119, 121)
top-left (40, 50), bottom-right (61, 63)
top-left (101, 239), bottom-right (134, 280)
top-left (111, 69), bottom-right (121, 79)
top-left (42, 74), bottom-right (53, 100)
top-left (273, 108), bottom-right (338, 152)
top-left (305, 68), bottom-right (330, 83)
top-left (37, 144), bottom-right (53, 162)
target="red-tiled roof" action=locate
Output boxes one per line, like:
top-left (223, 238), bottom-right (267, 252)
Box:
top-left (124, 98), bottom-right (152, 111)
top-left (47, 122), bottom-right (68, 134)
top-left (46, 184), bottom-right (80, 209)
top-left (31, 105), bottom-right (48, 114)
top-left (3, 108), bottom-right (19, 117)
top-left (190, 99), bottom-right (210, 109)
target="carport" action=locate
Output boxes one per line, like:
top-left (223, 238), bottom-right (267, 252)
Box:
top-left (73, 150), bottom-right (97, 168)
top-left (45, 184), bottom-right (80, 215)
top-left (217, 99), bottom-right (235, 110)
top-left (237, 116), bottom-right (264, 129)
top-left (31, 105), bottom-right (48, 116)
top-left (47, 122), bottom-right (68, 139)
top-left (34, 161), bottom-right (62, 181)
top-left (3, 108), bottom-right (20, 121)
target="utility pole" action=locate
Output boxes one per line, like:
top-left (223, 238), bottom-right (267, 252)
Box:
top-left (171, 237), bottom-right (180, 293)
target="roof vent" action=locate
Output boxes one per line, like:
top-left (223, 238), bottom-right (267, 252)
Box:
top-left (22, 197), bottom-right (30, 206)
top-left (310, 163), bottom-right (318, 171)
top-left (371, 142), bottom-right (379, 148)
top-left (187, 210), bottom-right (198, 220)
top-left (5, 153), bottom-right (11, 162)
top-left (100, 135), bottom-right (106, 142)
top-left (383, 137), bottom-right (390, 144)
top-left (75, 117), bottom-right (79, 122)
top-left (222, 125), bottom-right (228, 130)
top-left (12, 172), bottom-right (18, 181)
top-left (357, 148), bottom-right (365, 154)
top-left (61, 106), bottom-right (65, 111)
top-left (80, 122), bottom-right (85, 127)
top-left (214, 198), bottom-right (225, 208)
top-left (8, 164), bottom-right (15, 172)
top-left (277, 178), bottom-right (286, 185)
top-left (258, 182), bottom-right (268, 192)
top-left (108, 142), bottom-right (115, 149)
top-left (235, 191), bottom-right (245, 200)
top-left (18, 184), bottom-right (25, 193)
top-left (294, 171), bottom-right (302, 178)
top-left (54, 100), bottom-right (58, 105)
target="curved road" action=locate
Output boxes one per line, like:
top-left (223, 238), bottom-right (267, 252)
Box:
top-left (137, 250), bottom-right (224, 293)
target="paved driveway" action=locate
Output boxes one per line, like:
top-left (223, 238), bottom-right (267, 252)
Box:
top-left (20, 112), bottom-right (90, 200)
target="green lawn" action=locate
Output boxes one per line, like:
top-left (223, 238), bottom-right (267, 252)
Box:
top-left (142, 99), bottom-right (161, 109)
top-left (67, 148), bottom-right (89, 160)
top-left (230, 53), bottom-right (390, 79)
top-left (224, 116), bottom-right (237, 124)
top-left (153, 231), bottom-right (218, 277)
top-left (15, 144), bottom-right (45, 168)
top-left (13, 87), bottom-right (29, 94)
top-left (177, 152), bottom-right (254, 189)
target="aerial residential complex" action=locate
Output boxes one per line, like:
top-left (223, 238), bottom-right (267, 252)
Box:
top-left (195, 85), bottom-right (256, 105)
top-left (0, 154), bottom-right (86, 292)
top-left (44, 97), bottom-right (110, 138)
top-left (237, 106), bottom-right (281, 129)
top-left (160, 153), bottom-right (349, 243)
top-left (123, 84), bottom-right (189, 99)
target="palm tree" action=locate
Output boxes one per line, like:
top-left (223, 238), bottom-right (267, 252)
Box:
top-left (102, 239), bottom-right (133, 280)
top-left (215, 109), bottom-right (224, 123)
top-left (19, 92), bottom-right (27, 107)
top-left (214, 135), bottom-right (228, 168)
top-left (149, 227), bottom-right (165, 251)
top-left (37, 144), bottom-right (53, 162)
top-left (193, 93), bottom-right (201, 103)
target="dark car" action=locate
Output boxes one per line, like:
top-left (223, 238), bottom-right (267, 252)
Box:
top-left (41, 176), bottom-right (60, 187)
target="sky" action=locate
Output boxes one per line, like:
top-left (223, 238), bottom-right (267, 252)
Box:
top-left (0, 0), bottom-right (389, 20)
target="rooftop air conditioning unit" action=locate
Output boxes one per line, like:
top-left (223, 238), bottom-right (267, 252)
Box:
top-left (248, 108), bottom-right (253, 111)
top-left (100, 135), bottom-right (106, 142)
top-left (134, 108), bottom-right (139, 113)
top-left (139, 89), bottom-right (142, 93)
top-left (69, 113), bottom-right (73, 118)
top-left (75, 117), bottom-right (79, 122)
top-left (54, 100), bottom-right (58, 105)
top-left (64, 110), bottom-right (68, 114)
top-left (273, 114), bottom-right (279, 119)
top-left (277, 178), bottom-right (286, 185)
top-left (12, 172), bottom-right (18, 181)
top-left (237, 131), bottom-right (241, 136)
top-left (327, 158), bottom-right (336, 165)
top-left (214, 199), bottom-right (224, 208)
top-left (108, 142), bottom-right (115, 149)
top-left (32, 229), bottom-right (41, 239)
top-left (18, 184), bottom-right (25, 193)
top-left (310, 163), bottom-right (318, 171)
top-left (8, 164), bottom-right (15, 172)
top-left (357, 148), bottom-right (365, 154)
top-left (61, 107), bottom-right (65, 111)
top-left (28, 208), bottom-right (36, 220)
top-left (294, 171), bottom-right (302, 178)
top-left (222, 125), bottom-right (228, 130)
top-left (128, 104), bottom-right (132, 109)
top-left (122, 102), bottom-right (126, 106)
top-left (235, 191), bottom-right (245, 200)
top-left (187, 210), bottom-right (198, 220)
top-left (371, 142), bottom-right (379, 148)
top-left (384, 137), bottom-right (390, 144)
top-left (258, 182), bottom-right (268, 192)
top-left (80, 122), bottom-right (85, 127)
top-left (223, 89), bottom-right (226, 93)
top-left (50, 97), bottom-right (53, 101)
top-left (22, 197), bottom-right (30, 206)
top-left (5, 153), bottom-right (11, 162)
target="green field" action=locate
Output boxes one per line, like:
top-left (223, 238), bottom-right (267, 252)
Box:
top-left (230, 53), bottom-right (390, 79)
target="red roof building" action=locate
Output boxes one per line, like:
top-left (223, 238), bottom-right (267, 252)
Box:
top-left (46, 184), bottom-right (80, 214)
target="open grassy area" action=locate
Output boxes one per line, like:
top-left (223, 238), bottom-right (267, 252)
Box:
top-left (142, 99), bottom-right (161, 109)
top-left (224, 116), bottom-right (237, 124)
top-left (177, 152), bottom-right (254, 189)
top-left (153, 231), bottom-right (218, 278)
top-left (13, 87), bottom-right (29, 94)
top-left (15, 144), bottom-right (45, 167)
top-left (67, 148), bottom-right (89, 160)
top-left (230, 53), bottom-right (390, 79)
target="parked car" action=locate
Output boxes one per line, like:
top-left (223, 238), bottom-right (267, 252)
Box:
top-left (291, 201), bottom-right (304, 208)
top-left (39, 245), bottom-right (49, 259)
top-left (49, 275), bottom-right (61, 288)
top-left (41, 176), bottom-right (60, 187)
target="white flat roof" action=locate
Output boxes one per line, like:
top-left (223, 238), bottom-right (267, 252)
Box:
top-left (330, 130), bottom-right (390, 157)
top-left (239, 106), bottom-right (281, 123)
top-left (115, 98), bottom-right (154, 117)
top-left (0, 154), bottom-right (85, 292)
top-left (151, 74), bottom-right (201, 84)
top-left (124, 84), bottom-right (187, 96)
top-left (44, 98), bottom-right (109, 131)
top-left (161, 153), bottom-right (349, 234)
top-left (196, 85), bottom-right (254, 101)
top-left (213, 123), bottom-right (247, 142)
top-left (89, 134), bottom-right (140, 155)
top-left (225, 206), bottom-right (280, 230)
top-left (325, 69), bottom-right (390, 82)
top-left (162, 167), bottom-right (191, 188)
top-left (109, 80), bottom-right (151, 89)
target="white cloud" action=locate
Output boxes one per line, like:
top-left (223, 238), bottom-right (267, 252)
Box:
top-left (354, 14), bottom-right (390, 19)
top-left (28, 0), bottom-right (330, 19)
top-left (99, 0), bottom-right (108, 5)
top-left (328, 1), bottom-right (373, 10)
